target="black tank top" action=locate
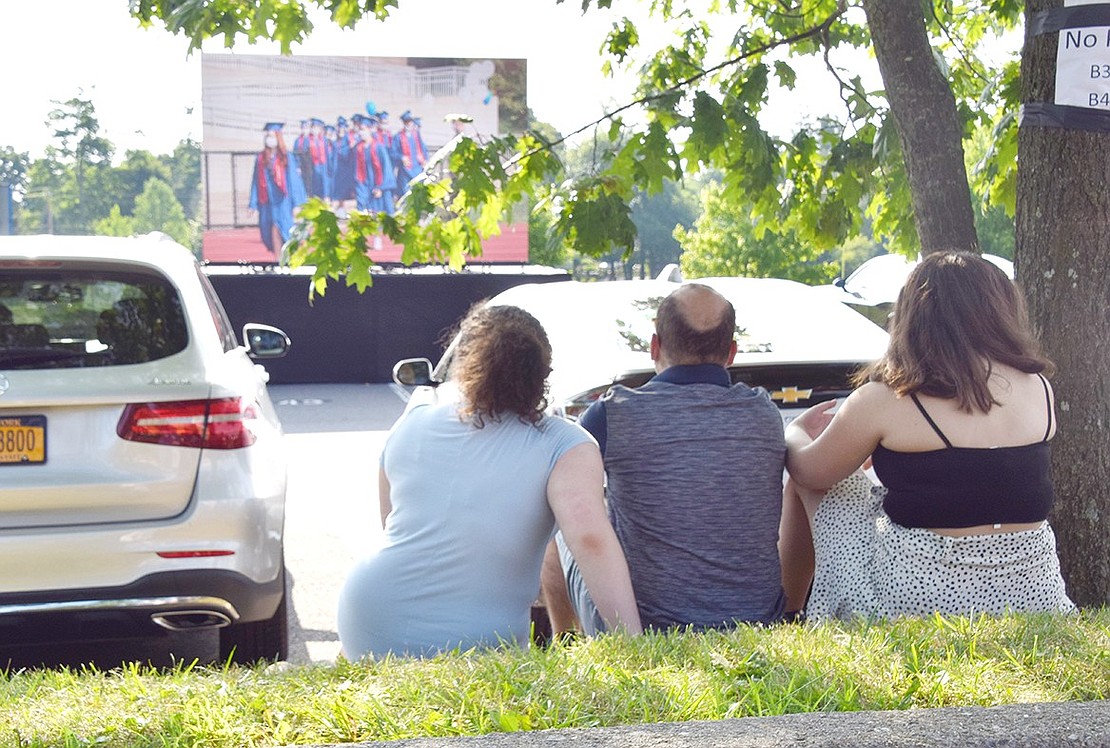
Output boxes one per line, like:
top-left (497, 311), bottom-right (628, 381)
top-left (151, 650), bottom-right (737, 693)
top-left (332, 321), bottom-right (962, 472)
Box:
top-left (873, 375), bottom-right (1054, 529)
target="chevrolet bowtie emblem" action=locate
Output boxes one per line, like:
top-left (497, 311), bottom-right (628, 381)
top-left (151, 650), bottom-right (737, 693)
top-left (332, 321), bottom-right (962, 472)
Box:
top-left (771, 386), bottom-right (813, 404)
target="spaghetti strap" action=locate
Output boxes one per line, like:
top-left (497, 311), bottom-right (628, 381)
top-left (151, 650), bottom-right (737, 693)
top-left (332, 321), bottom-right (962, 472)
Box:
top-left (910, 393), bottom-right (953, 448)
top-left (1039, 373), bottom-right (1053, 442)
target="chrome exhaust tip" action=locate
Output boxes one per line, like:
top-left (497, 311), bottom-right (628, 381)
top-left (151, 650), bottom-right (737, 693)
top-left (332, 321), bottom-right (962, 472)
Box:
top-left (151, 609), bottom-right (233, 631)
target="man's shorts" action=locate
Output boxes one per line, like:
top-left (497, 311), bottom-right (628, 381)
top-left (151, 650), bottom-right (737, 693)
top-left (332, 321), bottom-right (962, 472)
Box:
top-left (554, 531), bottom-right (608, 636)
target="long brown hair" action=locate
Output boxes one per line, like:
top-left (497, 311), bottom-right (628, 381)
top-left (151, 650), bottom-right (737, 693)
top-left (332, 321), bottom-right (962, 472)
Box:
top-left (451, 304), bottom-right (552, 426)
top-left (854, 251), bottom-right (1053, 413)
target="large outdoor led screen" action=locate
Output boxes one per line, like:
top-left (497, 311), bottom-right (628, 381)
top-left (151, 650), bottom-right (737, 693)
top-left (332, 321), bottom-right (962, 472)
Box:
top-left (200, 53), bottom-right (528, 265)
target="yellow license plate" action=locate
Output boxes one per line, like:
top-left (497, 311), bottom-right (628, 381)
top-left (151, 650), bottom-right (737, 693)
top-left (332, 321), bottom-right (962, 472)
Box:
top-left (0, 416), bottom-right (46, 464)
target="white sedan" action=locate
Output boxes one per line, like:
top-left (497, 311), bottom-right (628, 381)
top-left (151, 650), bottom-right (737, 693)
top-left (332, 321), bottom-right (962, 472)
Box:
top-left (395, 276), bottom-right (889, 424)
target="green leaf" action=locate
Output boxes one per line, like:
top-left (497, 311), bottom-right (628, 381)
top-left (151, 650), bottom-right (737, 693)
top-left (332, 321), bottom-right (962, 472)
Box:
top-left (638, 121), bottom-right (681, 194)
top-left (737, 63), bottom-right (769, 110)
top-left (329, 0), bottom-right (361, 28)
top-left (344, 250), bottom-right (375, 293)
top-left (773, 61), bottom-right (797, 90)
top-left (604, 18), bottom-right (640, 63)
top-left (685, 92), bottom-right (728, 165)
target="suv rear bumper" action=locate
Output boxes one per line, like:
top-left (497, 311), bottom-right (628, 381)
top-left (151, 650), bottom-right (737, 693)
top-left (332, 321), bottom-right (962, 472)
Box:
top-left (0, 568), bottom-right (284, 645)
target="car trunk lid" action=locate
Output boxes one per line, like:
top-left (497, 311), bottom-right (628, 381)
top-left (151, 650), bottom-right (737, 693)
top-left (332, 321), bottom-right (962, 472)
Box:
top-left (0, 364), bottom-right (210, 529)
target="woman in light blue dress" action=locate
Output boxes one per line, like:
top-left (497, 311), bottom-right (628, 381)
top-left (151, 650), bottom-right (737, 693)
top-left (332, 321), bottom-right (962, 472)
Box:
top-left (338, 305), bottom-right (642, 659)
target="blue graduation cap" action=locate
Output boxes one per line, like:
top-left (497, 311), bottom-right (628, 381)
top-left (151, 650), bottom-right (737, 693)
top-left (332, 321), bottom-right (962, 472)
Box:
top-left (310, 117), bottom-right (325, 127)
top-left (263, 122), bottom-right (284, 132)
top-left (351, 113), bottom-right (369, 126)
top-left (337, 115), bottom-right (348, 127)
top-left (400, 110), bottom-right (414, 123)
top-left (365, 114), bottom-right (381, 126)
top-left (325, 124), bottom-right (336, 133)
top-left (377, 110), bottom-right (390, 121)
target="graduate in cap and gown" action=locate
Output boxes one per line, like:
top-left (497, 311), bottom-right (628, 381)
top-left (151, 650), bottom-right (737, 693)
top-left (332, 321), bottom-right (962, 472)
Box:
top-left (352, 114), bottom-right (372, 212)
top-left (394, 110), bottom-right (428, 188)
top-left (360, 113), bottom-right (398, 216)
top-left (291, 119), bottom-right (312, 187)
top-left (248, 122), bottom-right (306, 255)
top-left (307, 117), bottom-right (332, 199)
top-left (333, 116), bottom-right (357, 205)
top-left (325, 123), bottom-right (340, 206)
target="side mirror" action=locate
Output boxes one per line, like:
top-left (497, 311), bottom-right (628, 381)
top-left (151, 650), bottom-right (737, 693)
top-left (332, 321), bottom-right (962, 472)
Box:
top-left (393, 358), bottom-right (434, 386)
top-left (243, 323), bottom-right (290, 359)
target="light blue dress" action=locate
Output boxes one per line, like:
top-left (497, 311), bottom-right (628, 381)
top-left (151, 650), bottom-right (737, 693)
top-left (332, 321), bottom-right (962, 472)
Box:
top-left (337, 400), bottom-right (593, 659)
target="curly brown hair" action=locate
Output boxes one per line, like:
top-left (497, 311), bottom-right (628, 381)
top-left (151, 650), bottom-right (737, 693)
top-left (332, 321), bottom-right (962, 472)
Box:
top-left (854, 251), bottom-right (1053, 413)
top-left (451, 304), bottom-right (552, 426)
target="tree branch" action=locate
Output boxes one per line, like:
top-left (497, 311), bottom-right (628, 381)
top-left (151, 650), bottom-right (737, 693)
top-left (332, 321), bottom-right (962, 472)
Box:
top-left (524, 3), bottom-right (848, 162)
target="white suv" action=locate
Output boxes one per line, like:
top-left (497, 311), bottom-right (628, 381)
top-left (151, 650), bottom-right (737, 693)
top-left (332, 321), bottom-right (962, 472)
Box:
top-left (0, 234), bottom-right (290, 663)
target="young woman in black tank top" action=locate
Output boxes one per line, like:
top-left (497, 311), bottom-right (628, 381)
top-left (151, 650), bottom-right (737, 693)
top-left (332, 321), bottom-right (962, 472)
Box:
top-left (778, 252), bottom-right (1072, 619)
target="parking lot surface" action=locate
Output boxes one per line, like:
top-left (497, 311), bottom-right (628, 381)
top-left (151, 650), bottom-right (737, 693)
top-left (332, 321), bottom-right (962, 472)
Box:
top-left (342, 700), bottom-right (1110, 748)
top-left (273, 383), bottom-right (408, 664)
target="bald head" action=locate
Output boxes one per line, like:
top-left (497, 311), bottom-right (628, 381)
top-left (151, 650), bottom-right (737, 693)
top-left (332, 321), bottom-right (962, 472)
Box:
top-left (654, 284), bottom-right (736, 367)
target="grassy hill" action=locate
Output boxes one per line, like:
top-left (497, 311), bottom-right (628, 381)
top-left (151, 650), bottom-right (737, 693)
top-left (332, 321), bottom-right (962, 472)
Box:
top-left (4, 610), bottom-right (1109, 747)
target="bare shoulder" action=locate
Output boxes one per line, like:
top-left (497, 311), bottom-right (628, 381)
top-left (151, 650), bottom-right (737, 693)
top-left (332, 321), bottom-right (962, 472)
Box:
top-left (990, 365), bottom-right (1056, 406)
top-left (843, 380), bottom-right (900, 413)
top-left (833, 381), bottom-right (912, 445)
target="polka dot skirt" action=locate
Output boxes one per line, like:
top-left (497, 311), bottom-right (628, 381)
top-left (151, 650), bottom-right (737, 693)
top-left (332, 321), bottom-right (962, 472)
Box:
top-left (805, 472), bottom-right (1076, 621)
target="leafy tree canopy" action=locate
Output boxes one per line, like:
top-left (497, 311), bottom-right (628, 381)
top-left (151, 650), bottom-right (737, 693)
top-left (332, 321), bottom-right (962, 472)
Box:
top-left (46, 94), bottom-right (113, 167)
top-left (93, 205), bottom-right (136, 237)
top-left (133, 177), bottom-right (195, 247)
top-left (0, 147), bottom-right (30, 194)
top-left (13, 96), bottom-right (202, 246)
top-left (115, 150), bottom-right (173, 216)
top-left (133, 1), bottom-right (1023, 294)
top-left (678, 180), bottom-right (838, 284)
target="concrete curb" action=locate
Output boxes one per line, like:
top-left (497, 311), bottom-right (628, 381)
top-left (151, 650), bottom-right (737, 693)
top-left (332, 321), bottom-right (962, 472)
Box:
top-left (315, 701), bottom-right (1110, 748)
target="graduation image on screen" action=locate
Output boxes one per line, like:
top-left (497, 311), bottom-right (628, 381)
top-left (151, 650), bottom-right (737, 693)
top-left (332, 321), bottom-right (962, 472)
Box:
top-left (199, 54), bottom-right (528, 265)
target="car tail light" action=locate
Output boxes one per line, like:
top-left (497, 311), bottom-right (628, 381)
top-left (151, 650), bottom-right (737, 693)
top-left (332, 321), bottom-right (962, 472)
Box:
top-left (117, 398), bottom-right (259, 449)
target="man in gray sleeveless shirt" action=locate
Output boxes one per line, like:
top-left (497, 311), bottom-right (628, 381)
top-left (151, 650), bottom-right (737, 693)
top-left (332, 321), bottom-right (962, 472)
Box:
top-left (542, 283), bottom-right (787, 633)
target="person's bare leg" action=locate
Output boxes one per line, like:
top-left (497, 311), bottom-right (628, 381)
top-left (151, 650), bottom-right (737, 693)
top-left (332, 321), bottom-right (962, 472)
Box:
top-left (779, 477), bottom-right (817, 615)
top-left (540, 539), bottom-right (580, 635)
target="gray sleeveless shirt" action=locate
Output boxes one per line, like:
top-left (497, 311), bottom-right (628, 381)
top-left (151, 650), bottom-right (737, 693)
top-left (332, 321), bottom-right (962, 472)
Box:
top-left (601, 375), bottom-right (786, 628)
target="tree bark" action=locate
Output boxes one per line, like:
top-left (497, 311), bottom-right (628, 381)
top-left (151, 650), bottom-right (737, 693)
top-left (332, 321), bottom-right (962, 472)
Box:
top-left (1018, 0), bottom-right (1110, 606)
top-left (861, 0), bottom-right (980, 254)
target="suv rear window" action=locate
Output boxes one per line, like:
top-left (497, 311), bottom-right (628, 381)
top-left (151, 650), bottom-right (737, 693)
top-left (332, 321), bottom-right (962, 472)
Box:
top-left (0, 268), bottom-right (188, 369)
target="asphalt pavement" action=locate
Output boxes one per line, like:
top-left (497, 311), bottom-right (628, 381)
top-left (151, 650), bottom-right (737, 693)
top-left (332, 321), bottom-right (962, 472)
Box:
top-left (325, 700), bottom-right (1110, 748)
top-left (272, 382), bottom-right (408, 664)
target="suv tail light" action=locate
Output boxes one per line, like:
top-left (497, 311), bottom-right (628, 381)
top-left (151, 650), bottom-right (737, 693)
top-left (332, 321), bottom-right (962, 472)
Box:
top-left (117, 398), bottom-right (259, 449)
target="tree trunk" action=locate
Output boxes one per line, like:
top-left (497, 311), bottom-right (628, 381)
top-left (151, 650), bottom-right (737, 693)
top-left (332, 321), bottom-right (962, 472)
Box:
top-left (1018, 0), bottom-right (1110, 606)
top-left (861, 0), bottom-right (980, 254)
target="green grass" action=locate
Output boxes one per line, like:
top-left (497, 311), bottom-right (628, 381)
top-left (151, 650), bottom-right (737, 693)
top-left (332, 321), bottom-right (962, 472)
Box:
top-left (4, 610), bottom-right (1110, 747)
